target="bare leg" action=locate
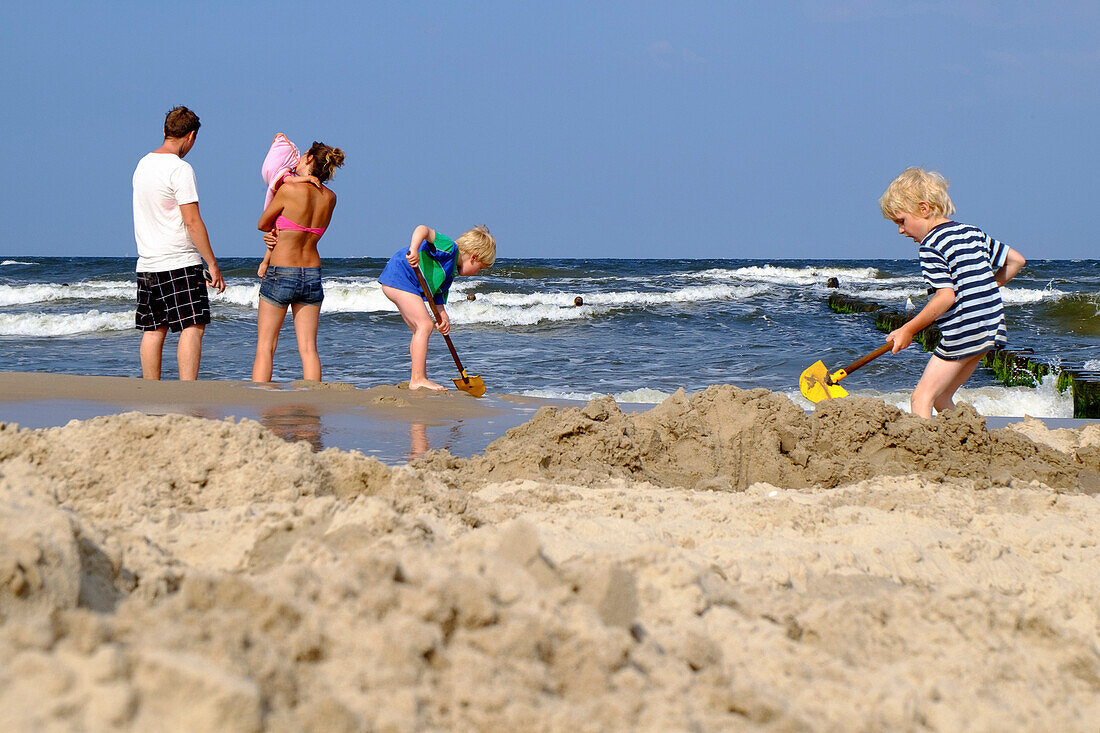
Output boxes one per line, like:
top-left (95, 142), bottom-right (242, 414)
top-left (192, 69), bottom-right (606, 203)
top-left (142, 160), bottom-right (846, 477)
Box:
top-left (253, 299), bottom-right (289, 382)
top-left (931, 352), bottom-right (985, 413)
top-left (177, 324), bottom-right (206, 380)
top-left (290, 302), bottom-right (322, 381)
top-left (911, 352), bottom-right (985, 418)
top-left (381, 285), bottom-right (447, 391)
top-left (140, 327), bottom-right (168, 380)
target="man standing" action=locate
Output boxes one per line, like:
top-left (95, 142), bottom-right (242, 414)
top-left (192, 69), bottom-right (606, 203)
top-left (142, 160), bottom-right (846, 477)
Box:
top-left (132, 106), bottom-right (226, 380)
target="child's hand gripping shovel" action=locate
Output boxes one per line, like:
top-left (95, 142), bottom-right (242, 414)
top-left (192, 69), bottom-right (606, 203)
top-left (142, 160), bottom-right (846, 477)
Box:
top-left (411, 263), bottom-right (486, 397)
top-left (799, 341), bottom-right (894, 403)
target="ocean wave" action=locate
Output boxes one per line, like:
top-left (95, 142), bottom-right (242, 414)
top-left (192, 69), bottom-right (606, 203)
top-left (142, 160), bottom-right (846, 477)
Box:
top-left (0, 309), bottom-right (133, 336)
top-left (687, 264), bottom-right (889, 286)
top-left (518, 387), bottom-right (674, 404)
top-left (445, 284), bottom-right (767, 326)
top-left (211, 278), bottom-right (767, 323)
top-left (317, 281), bottom-right (394, 314)
top-left (213, 283), bottom-right (262, 307)
top-left (0, 281), bottom-right (134, 306)
top-left (832, 285), bottom-right (1075, 306)
top-left (1001, 287), bottom-right (1071, 304)
top-left (1, 260), bottom-right (35, 266)
top-left (844, 287), bottom-right (929, 302)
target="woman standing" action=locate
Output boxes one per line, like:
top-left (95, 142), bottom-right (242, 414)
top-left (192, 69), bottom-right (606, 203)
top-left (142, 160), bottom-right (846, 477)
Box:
top-left (251, 141), bottom-right (344, 382)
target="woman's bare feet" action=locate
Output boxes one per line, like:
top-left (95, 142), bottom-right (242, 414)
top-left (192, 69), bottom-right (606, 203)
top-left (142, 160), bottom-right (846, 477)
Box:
top-left (409, 379), bottom-right (448, 392)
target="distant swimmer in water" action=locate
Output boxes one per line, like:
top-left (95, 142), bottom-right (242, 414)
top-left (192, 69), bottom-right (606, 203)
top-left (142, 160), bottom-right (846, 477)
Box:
top-left (574, 296), bottom-right (583, 306)
top-left (466, 293), bottom-right (476, 301)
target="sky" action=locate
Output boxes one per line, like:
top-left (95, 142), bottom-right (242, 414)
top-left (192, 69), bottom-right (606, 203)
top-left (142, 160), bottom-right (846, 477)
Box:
top-left (2, 1), bottom-right (1097, 260)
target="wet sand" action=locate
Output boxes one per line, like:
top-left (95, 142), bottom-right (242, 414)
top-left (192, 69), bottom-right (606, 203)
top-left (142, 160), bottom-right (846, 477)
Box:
top-left (1, 374), bottom-right (1099, 730)
top-left (0, 372), bottom-right (549, 463)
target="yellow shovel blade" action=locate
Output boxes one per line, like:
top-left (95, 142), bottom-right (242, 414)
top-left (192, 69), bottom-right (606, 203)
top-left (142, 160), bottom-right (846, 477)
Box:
top-left (453, 374), bottom-right (486, 397)
top-left (799, 361), bottom-right (849, 403)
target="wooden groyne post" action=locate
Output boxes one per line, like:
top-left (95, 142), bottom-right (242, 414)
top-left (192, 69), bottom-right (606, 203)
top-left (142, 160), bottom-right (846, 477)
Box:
top-left (825, 293), bottom-right (1099, 418)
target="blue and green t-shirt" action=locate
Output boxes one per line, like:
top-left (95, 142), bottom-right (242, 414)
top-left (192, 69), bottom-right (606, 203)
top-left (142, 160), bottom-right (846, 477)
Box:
top-left (377, 232), bottom-right (457, 305)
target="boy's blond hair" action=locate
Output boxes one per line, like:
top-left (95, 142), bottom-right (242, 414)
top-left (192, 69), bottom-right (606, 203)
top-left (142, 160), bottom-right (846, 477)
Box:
top-left (879, 167), bottom-right (956, 220)
top-left (456, 225), bottom-right (496, 267)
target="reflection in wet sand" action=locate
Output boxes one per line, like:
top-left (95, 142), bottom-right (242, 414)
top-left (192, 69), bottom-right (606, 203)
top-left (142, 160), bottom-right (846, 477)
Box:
top-left (260, 404), bottom-right (324, 451)
top-left (408, 423), bottom-right (428, 461)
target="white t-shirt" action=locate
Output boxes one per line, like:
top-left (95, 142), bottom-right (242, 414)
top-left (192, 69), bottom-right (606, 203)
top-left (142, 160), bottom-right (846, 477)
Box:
top-left (132, 152), bottom-right (202, 272)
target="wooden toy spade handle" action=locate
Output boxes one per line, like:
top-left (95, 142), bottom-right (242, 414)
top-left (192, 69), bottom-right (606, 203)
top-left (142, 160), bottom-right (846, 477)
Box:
top-left (826, 341), bottom-right (894, 385)
top-left (411, 262), bottom-right (469, 379)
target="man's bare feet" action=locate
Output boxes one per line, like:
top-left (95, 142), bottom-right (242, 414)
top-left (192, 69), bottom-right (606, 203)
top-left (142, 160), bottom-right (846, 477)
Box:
top-left (408, 379), bottom-right (448, 392)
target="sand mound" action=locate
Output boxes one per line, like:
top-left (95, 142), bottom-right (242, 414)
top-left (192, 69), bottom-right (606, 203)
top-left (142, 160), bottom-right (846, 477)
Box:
top-left (1, 395), bottom-right (1099, 730)
top-left (457, 386), bottom-right (1093, 492)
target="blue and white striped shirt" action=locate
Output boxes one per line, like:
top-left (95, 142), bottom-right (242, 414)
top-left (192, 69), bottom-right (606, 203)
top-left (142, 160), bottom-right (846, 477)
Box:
top-left (919, 222), bottom-right (1010, 360)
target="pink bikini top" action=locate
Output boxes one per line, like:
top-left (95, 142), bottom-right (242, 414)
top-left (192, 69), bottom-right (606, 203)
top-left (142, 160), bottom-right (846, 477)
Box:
top-left (275, 214), bottom-right (326, 238)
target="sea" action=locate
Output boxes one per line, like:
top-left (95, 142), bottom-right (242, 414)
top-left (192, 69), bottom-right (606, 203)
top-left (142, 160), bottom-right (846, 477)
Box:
top-left (2, 257), bottom-right (1099, 419)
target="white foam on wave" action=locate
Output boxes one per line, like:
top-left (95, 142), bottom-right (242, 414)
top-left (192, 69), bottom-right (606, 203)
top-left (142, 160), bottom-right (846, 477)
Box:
top-left (847, 287), bottom-right (929, 302)
top-left (319, 280), bottom-right (394, 313)
top-left (518, 387), bottom-right (675, 404)
top-left (213, 283), bottom-right (261, 308)
top-left (0, 310), bottom-right (133, 336)
top-left (216, 276), bottom-right (766, 324)
top-left (452, 284), bottom-right (767, 326)
top-left (689, 264), bottom-right (888, 286)
top-left (1001, 287), bottom-right (1071, 304)
top-left (1, 260), bottom-right (34, 266)
top-left (1085, 359), bottom-right (1100, 370)
top-left (0, 281), bottom-right (133, 306)
top-left (833, 285), bottom-right (1073, 305)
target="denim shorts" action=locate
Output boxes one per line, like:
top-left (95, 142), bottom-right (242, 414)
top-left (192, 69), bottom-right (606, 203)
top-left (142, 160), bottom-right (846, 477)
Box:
top-left (259, 267), bottom-right (324, 307)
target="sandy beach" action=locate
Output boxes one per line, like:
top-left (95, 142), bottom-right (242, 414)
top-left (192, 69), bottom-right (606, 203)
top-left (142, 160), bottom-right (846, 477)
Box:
top-left (1, 373), bottom-right (1099, 730)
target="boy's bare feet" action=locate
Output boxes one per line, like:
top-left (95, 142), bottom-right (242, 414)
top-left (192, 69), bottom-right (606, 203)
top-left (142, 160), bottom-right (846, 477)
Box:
top-left (409, 379), bottom-right (448, 392)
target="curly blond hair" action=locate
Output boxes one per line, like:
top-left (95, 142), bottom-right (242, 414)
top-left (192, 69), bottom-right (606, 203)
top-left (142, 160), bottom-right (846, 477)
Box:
top-left (879, 167), bottom-right (956, 220)
top-left (456, 225), bottom-right (496, 267)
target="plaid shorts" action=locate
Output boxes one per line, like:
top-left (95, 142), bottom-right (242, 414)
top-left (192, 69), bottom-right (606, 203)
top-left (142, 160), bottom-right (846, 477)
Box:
top-left (135, 264), bottom-right (211, 332)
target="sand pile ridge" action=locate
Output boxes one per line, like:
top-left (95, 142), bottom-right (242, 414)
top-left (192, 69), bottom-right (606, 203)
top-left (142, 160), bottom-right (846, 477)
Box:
top-left (455, 386), bottom-right (1095, 492)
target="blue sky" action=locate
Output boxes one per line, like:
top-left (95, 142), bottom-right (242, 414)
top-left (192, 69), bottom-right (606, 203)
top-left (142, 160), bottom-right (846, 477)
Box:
top-left (2, 1), bottom-right (1097, 259)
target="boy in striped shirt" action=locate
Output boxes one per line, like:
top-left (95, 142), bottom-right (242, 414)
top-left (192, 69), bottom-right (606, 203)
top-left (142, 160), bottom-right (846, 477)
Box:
top-left (879, 168), bottom-right (1026, 418)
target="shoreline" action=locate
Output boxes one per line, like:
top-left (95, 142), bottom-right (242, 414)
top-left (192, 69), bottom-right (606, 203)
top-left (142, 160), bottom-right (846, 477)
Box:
top-left (0, 371), bottom-right (1096, 464)
top-left (0, 371), bottom-right (547, 464)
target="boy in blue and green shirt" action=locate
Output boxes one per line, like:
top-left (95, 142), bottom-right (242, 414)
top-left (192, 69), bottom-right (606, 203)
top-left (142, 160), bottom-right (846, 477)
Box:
top-left (379, 224), bottom-right (496, 391)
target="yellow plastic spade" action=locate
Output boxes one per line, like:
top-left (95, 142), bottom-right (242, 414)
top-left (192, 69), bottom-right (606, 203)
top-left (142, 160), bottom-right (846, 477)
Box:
top-left (799, 342), bottom-right (894, 403)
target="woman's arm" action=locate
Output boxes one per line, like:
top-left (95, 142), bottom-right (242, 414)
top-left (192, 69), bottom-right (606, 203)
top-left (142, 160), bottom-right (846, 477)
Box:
top-left (996, 248), bottom-right (1026, 286)
top-left (257, 188), bottom-right (287, 232)
top-left (887, 287), bottom-right (955, 353)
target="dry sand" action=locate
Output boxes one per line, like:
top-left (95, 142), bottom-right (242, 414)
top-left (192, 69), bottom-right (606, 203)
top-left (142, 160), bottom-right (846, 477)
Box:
top-left (1, 381), bottom-right (1099, 730)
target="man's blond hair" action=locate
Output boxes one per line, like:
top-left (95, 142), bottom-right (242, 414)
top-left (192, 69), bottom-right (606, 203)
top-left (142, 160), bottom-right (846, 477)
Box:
top-left (456, 225), bottom-right (496, 267)
top-left (879, 167), bottom-right (956, 220)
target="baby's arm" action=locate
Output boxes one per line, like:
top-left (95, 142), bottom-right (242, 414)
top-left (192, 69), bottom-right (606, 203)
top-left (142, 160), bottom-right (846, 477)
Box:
top-left (996, 248), bottom-right (1026, 286)
top-left (281, 172), bottom-right (322, 189)
top-left (257, 232), bottom-right (276, 277)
